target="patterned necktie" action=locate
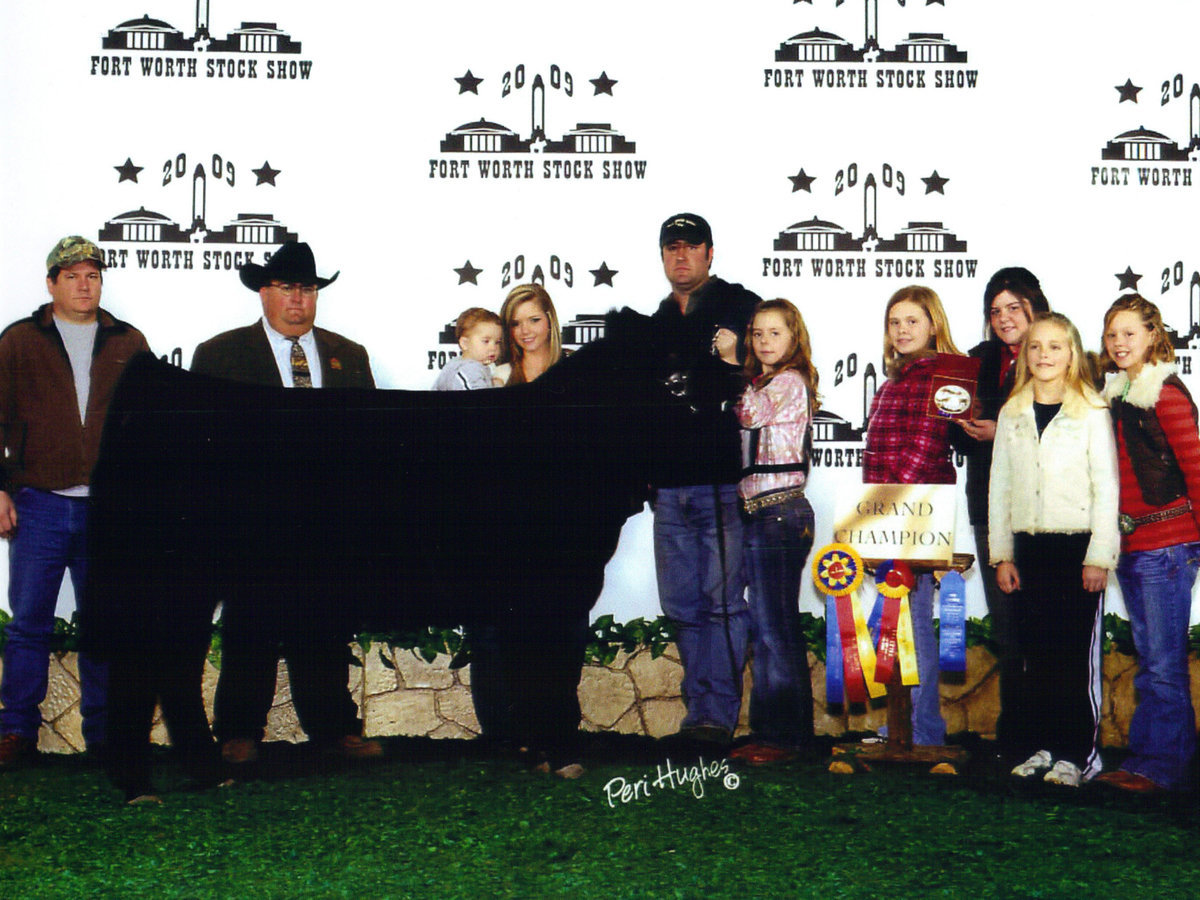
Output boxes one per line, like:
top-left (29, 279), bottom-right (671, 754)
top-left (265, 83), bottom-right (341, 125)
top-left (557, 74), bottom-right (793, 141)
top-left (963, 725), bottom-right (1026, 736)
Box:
top-left (288, 336), bottom-right (312, 388)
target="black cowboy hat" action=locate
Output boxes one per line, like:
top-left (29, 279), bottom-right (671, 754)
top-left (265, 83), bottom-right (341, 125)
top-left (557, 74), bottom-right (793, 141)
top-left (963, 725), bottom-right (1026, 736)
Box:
top-left (239, 241), bottom-right (340, 291)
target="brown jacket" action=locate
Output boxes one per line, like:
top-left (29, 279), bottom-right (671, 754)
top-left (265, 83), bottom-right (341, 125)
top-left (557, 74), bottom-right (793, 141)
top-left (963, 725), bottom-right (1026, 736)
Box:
top-left (0, 304), bottom-right (149, 493)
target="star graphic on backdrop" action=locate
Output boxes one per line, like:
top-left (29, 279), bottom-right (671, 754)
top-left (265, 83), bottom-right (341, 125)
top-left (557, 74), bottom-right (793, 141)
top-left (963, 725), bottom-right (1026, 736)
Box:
top-left (1115, 267), bottom-right (1142, 291)
top-left (921, 170), bottom-right (949, 194)
top-left (455, 70), bottom-right (483, 94)
top-left (589, 261), bottom-right (618, 286)
top-left (114, 158), bottom-right (143, 183)
top-left (925, 0), bottom-right (945, 6)
top-left (252, 161), bottom-right (281, 186)
top-left (454, 260), bottom-right (482, 285)
top-left (589, 71), bottom-right (618, 96)
top-left (1115, 79), bottom-right (1142, 103)
top-left (788, 168), bottom-right (816, 192)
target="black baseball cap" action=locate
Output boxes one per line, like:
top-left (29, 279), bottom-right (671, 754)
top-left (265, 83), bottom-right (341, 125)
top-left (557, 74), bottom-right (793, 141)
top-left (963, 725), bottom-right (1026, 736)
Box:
top-left (659, 213), bottom-right (712, 248)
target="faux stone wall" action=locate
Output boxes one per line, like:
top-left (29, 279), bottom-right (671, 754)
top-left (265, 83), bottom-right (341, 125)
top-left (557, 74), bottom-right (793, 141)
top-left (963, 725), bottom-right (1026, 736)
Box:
top-left (6, 645), bottom-right (1197, 753)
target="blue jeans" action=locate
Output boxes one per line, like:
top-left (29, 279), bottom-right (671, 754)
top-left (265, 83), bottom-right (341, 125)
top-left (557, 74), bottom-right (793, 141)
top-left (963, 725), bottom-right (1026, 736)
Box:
top-left (0, 489), bottom-right (108, 747)
top-left (910, 573), bottom-right (946, 746)
top-left (744, 495), bottom-right (815, 746)
top-left (654, 484), bottom-right (748, 732)
top-left (1116, 543), bottom-right (1200, 788)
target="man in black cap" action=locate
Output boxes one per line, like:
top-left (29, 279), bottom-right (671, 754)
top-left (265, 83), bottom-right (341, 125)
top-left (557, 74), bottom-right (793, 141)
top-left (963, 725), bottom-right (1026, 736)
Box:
top-left (191, 240), bottom-right (380, 763)
top-left (651, 214), bottom-right (760, 745)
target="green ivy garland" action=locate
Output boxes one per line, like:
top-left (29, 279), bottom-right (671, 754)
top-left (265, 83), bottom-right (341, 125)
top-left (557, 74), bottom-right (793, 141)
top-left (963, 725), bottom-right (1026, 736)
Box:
top-left (0, 609), bottom-right (1181, 667)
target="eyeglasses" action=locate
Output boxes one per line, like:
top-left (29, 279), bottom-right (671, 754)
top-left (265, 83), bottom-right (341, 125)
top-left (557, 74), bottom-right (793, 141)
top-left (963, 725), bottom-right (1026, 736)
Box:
top-left (269, 282), bottom-right (318, 298)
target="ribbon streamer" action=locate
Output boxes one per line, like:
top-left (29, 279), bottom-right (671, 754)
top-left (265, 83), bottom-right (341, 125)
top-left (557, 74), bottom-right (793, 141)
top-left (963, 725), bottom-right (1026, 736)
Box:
top-left (938, 570), bottom-right (967, 673)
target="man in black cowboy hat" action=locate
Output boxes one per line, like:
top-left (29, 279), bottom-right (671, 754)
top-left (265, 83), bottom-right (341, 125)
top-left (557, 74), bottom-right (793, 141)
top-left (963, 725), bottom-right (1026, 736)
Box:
top-left (192, 240), bottom-right (373, 390)
top-left (191, 240), bottom-right (379, 764)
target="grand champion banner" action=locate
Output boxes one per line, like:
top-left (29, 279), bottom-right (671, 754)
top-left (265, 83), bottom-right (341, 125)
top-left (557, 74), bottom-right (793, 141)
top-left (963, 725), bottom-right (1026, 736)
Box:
top-left (0, 1), bottom-right (1197, 625)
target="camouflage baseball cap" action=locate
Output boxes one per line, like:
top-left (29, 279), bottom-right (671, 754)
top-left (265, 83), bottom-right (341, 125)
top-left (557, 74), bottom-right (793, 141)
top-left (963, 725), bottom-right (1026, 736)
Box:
top-left (46, 236), bottom-right (105, 273)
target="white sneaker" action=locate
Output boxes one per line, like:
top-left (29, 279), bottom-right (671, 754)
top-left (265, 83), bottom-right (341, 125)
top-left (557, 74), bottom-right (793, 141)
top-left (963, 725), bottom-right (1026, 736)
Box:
top-left (1011, 750), bottom-right (1053, 778)
top-left (1044, 759), bottom-right (1082, 788)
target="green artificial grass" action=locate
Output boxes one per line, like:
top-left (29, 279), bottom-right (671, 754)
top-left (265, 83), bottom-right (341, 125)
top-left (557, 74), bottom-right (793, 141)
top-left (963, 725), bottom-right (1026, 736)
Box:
top-left (1, 737), bottom-right (1198, 898)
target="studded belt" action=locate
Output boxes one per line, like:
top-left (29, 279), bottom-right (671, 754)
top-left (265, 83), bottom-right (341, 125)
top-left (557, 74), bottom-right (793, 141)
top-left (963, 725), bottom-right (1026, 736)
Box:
top-left (1119, 501), bottom-right (1192, 536)
top-left (742, 486), bottom-right (806, 515)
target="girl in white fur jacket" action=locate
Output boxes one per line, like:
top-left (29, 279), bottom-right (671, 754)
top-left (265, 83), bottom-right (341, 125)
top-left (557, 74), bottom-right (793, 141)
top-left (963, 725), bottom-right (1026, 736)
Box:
top-left (988, 313), bottom-right (1118, 787)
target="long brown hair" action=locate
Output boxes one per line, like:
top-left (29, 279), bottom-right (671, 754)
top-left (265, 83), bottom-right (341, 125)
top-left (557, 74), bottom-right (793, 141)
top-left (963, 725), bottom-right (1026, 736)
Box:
top-left (743, 299), bottom-right (820, 417)
top-left (500, 283), bottom-right (562, 385)
top-left (882, 285), bottom-right (962, 377)
top-left (1097, 293), bottom-right (1175, 373)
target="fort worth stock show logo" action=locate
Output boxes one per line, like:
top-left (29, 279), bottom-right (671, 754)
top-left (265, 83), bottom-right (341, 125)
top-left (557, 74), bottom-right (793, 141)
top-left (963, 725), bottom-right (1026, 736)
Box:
top-left (1111, 260), bottom-right (1200, 378)
top-left (764, 0), bottom-right (976, 92)
top-left (760, 155), bottom-right (975, 470)
top-left (1092, 71), bottom-right (1198, 189)
top-left (429, 63), bottom-right (646, 182)
top-left (90, 0), bottom-right (313, 80)
top-left (94, 151), bottom-right (298, 274)
top-left (427, 250), bottom-right (620, 373)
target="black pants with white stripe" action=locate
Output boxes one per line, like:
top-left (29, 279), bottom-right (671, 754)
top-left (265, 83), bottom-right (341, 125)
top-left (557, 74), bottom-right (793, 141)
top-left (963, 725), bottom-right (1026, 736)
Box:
top-left (1008, 532), bottom-right (1103, 776)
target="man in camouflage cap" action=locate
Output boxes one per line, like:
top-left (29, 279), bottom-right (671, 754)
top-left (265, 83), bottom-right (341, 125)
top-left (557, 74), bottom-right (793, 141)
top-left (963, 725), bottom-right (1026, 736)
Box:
top-left (0, 236), bottom-right (149, 768)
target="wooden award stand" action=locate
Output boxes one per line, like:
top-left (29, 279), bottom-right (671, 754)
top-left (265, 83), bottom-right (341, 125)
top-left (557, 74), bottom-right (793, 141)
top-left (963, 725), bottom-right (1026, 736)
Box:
top-left (831, 552), bottom-right (974, 774)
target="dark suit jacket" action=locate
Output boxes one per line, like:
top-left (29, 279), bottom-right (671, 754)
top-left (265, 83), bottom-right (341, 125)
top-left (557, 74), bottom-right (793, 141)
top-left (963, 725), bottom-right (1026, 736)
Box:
top-left (190, 321), bottom-right (374, 389)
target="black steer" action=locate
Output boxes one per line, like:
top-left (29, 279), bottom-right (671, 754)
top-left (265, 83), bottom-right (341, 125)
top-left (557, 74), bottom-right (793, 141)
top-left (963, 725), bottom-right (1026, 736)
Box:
top-left (83, 308), bottom-right (743, 794)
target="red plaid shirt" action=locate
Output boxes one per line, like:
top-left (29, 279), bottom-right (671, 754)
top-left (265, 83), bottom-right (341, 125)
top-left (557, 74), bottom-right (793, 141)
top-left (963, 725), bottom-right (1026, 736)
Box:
top-left (863, 355), bottom-right (956, 485)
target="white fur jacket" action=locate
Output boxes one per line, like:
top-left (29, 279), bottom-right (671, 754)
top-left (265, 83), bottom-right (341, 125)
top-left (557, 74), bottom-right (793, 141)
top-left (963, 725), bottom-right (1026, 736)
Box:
top-left (1101, 359), bottom-right (1175, 408)
top-left (987, 382), bottom-right (1120, 569)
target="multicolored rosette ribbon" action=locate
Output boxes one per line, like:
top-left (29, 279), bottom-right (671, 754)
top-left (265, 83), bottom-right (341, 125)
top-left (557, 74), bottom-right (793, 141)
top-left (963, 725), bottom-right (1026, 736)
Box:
top-left (871, 561), bottom-right (919, 687)
top-left (812, 544), bottom-right (885, 705)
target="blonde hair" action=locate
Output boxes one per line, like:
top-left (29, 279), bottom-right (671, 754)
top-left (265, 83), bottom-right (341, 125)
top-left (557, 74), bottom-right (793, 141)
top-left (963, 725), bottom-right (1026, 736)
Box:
top-left (500, 283), bottom-right (562, 384)
top-left (1098, 293), bottom-right (1175, 373)
top-left (1010, 312), bottom-right (1103, 407)
top-left (743, 299), bottom-right (820, 416)
top-left (882, 285), bottom-right (961, 377)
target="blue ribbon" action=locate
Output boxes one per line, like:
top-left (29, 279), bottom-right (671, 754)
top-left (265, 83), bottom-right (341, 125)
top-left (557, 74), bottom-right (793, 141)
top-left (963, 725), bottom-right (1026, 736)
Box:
top-left (825, 594), bottom-right (843, 705)
top-left (938, 571), bottom-right (967, 672)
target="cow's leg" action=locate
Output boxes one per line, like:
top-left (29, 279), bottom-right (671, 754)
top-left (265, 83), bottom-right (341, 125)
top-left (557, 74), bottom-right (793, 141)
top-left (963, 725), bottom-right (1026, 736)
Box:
top-left (213, 608), bottom-right (279, 746)
top-left (468, 623), bottom-right (516, 743)
top-left (104, 647), bottom-right (160, 801)
top-left (159, 623), bottom-right (221, 784)
top-left (507, 614), bottom-right (589, 767)
top-left (282, 635), bottom-right (361, 744)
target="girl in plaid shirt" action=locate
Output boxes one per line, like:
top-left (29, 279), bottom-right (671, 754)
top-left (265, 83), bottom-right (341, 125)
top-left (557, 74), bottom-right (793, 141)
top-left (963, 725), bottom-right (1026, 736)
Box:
top-left (864, 285), bottom-right (964, 746)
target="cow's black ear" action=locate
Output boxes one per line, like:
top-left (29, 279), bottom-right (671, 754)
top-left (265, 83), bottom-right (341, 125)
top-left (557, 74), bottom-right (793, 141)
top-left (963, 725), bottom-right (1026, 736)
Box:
top-left (603, 307), bottom-right (655, 356)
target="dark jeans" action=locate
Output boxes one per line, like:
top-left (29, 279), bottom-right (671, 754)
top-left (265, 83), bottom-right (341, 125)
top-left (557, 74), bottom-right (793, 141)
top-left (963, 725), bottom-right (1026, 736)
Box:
top-left (743, 495), bottom-right (815, 746)
top-left (0, 489), bottom-right (107, 747)
top-left (653, 484), bottom-right (748, 731)
top-left (1116, 543), bottom-right (1200, 788)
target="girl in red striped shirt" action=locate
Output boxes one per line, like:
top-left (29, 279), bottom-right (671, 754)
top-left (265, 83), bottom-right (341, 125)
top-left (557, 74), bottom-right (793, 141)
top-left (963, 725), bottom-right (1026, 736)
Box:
top-left (1095, 294), bottom-right (1200, 792)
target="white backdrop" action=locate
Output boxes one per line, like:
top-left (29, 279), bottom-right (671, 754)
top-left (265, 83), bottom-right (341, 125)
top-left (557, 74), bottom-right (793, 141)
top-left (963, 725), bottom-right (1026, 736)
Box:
top-left (1, 0), bottom-right (1197, 623)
